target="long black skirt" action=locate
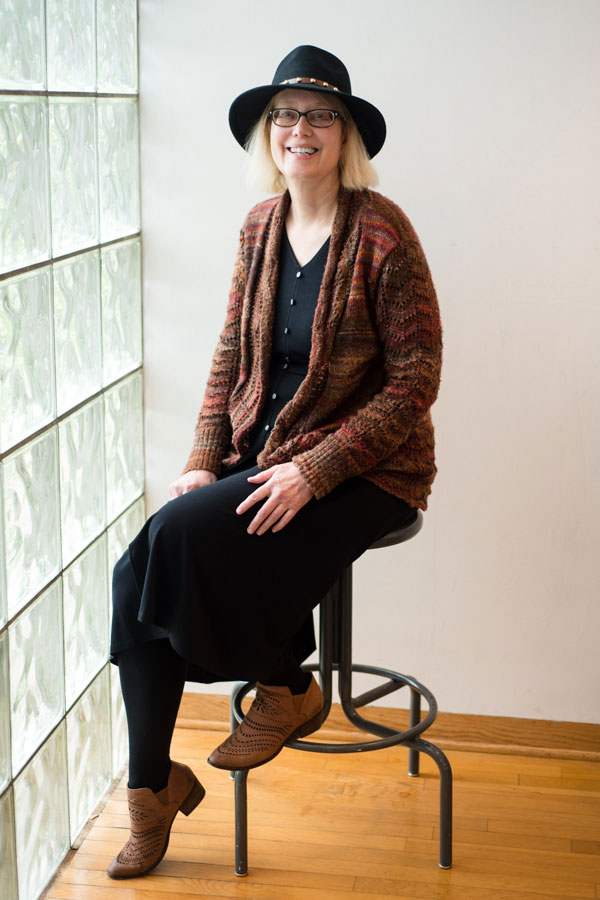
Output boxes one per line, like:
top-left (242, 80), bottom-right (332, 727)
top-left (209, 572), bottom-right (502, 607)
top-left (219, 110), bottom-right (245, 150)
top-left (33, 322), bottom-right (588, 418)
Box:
top-left (110, 456), bottom-right (417, 683)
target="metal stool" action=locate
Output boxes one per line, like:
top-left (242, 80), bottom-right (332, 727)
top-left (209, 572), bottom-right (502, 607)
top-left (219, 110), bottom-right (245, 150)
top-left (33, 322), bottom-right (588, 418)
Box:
top-left (229, 509), bottom-right (453, 874)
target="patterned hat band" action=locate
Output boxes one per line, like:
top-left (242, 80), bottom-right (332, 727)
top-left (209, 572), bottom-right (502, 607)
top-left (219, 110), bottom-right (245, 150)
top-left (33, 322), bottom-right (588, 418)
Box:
top-left (280, 76), bottom-right (340, 92)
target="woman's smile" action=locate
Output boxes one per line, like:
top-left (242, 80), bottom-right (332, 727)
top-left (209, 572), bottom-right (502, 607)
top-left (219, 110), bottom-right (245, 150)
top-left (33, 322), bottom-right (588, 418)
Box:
top-left (287, 146), bottom-right (318, 156)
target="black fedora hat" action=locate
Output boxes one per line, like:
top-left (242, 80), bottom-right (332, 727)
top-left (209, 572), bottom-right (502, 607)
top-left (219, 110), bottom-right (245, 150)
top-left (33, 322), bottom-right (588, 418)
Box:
top-left (229, 45), bottom-right (386, 159)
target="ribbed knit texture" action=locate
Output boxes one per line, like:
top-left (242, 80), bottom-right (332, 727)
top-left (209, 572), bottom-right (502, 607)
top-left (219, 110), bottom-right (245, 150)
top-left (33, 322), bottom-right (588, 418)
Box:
top-left (183, 188), bottom-right (442, 509)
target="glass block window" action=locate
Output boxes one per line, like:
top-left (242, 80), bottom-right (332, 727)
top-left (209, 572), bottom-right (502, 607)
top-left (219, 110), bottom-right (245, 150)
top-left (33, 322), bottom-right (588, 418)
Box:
top-left (0, 4), bottom-right (142, 898)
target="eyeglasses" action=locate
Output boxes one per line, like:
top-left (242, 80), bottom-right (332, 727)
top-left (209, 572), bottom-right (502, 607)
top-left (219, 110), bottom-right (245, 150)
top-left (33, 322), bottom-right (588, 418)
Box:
top-left (268, 108), bottom-right (343, 128)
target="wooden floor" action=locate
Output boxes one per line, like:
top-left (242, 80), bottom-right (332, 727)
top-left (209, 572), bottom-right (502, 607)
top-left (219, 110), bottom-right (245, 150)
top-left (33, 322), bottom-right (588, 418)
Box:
top-left (48, 724), bottom-right (600, 900)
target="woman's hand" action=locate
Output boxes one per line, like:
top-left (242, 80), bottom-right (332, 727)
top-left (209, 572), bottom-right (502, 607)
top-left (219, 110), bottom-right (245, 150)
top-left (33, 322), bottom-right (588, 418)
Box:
top-left (169, 469), bottom-right (217, 498)
top-left (237, 462), bottom-right (313, 534)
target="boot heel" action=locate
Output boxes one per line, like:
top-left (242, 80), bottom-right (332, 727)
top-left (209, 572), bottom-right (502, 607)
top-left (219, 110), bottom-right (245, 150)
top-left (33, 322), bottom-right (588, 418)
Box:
top-left (180, 777), bottom-right (206, 816)
top-left (295, 711), bottom-right (323, 739)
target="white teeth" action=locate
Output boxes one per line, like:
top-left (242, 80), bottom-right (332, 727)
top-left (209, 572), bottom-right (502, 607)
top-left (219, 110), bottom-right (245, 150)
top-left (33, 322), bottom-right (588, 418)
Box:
top-left (288, 147), bottom-right (317, 155)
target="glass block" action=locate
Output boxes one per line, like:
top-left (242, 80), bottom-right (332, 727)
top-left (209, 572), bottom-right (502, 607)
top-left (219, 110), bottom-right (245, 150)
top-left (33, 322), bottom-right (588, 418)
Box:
top-left (67, 667), bottom-right (111, 841)
top-left (0, 0), bottom-right (45, 90)
top-left (98, 99), bottom-right (140, 243)
top-left (46, 0), bottom-right (96, 92)
top-left (14, 722), bottom-right (69, 900)
top-left (0, 634), bottom-right (10, 792)
top-left (54, 250), bottom-right (102, 416)
top-left (0, 469), bottom-right (6, 629)
top-left (97, 0), bottom-right (138, 93)
top-left (0, 787), bottom-right (18, 900)
top-left (49, 98), bottom-right (99, 257)
top-left (63, 535), bottom-right (108, 709)
top-left (110, 663), bottom-right (127, 778)
top-left (104, 372), bottom-right (143, 523)
top-left (102, 238), bottom-right (142, 385)
top-left (59, 398), bottom-right (106, 567)
top-left (107, 496), bottom-right (145, 574)
top-left (0, 97), bottom-right (51, 274)
top-left (9, 581), bottom-right (64, 777)
top-left (3, 429), bottom-right (61, 620)
top-left (0, 266), bottom-right (55, 452)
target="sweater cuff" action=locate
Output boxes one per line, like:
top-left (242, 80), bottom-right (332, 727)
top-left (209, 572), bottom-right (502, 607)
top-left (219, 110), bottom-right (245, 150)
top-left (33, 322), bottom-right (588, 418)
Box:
top-left (292, 432), bottom-right (360, 500)
top-left (182, 425), bottom-right (227, 476)
top-left (182, 451), bottom-right (221, 476)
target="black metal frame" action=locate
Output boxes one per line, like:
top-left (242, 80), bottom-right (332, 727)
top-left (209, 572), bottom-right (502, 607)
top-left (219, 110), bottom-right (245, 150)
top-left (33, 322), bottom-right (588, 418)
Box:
top-left (229, 510), bottom-right (453, 875)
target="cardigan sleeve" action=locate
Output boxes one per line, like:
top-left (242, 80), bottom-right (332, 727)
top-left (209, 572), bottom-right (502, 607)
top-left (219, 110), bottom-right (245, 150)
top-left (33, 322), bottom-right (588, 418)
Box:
top-left (182, 231), bottom-right (245, 475)
top-left (291, 239), bottom-right (442, 499)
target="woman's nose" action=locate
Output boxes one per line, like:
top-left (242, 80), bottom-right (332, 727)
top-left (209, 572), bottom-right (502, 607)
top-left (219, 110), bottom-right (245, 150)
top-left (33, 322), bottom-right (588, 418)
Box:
top-left (292, 113), bottom-right (312, 136)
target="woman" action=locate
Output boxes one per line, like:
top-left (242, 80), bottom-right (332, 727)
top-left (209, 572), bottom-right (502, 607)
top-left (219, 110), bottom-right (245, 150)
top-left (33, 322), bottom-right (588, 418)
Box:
top-left (107, 45), bottom-right (442, 880)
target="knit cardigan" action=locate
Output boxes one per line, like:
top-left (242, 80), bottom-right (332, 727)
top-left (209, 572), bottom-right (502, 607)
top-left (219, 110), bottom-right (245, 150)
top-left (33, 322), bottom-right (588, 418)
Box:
top-left (183, 187), bottom-right (442, 510)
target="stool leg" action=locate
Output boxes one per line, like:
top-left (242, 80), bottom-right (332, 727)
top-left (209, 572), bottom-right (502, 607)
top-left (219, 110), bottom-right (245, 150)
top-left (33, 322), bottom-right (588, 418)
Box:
top-left (439, 753), bottom-right (453, 870)
top-left (317, 586), bottom-right (335, 719)
top-left (408, 688), bottom-right (421, 776)
top-left (234, 769), bottom-right (249, 876)
top-left (409, 737), bottom-right (453, 868)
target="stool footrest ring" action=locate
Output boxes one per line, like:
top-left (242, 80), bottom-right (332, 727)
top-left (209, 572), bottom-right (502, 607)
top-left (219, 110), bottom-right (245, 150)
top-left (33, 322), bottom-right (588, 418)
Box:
top-left (231, 663), bottom-right (438, 752)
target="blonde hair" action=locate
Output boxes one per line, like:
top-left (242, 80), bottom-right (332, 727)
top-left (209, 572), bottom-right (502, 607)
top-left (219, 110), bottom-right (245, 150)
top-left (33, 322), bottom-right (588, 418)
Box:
top-left (244, 91), bottom-right (378, 193)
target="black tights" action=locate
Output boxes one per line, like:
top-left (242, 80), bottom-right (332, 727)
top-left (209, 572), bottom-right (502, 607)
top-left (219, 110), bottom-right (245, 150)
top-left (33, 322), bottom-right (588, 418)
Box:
top-left (118, 638), bottom-right (311, 792)
top-left (118, 639), bottom-right (186, 792)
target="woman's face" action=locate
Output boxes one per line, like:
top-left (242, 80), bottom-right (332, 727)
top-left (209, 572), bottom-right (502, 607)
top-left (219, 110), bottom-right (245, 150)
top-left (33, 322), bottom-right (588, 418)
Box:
top-left (269, 89), bottom-right (344, 188)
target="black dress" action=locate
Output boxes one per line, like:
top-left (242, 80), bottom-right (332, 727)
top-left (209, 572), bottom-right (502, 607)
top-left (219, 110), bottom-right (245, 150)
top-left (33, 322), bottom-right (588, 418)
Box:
top-left (110, 232), bottom-right (417, 683)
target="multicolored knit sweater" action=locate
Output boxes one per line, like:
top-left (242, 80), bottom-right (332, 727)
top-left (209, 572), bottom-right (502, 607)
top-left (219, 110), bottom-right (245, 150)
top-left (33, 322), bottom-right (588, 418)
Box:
top-left (183, 187), bottom-right (442, 509)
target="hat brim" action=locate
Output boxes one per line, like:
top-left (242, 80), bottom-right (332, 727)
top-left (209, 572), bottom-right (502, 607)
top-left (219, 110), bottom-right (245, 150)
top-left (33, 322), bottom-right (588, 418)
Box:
top-left (229, 83), bottom-right (386, 159)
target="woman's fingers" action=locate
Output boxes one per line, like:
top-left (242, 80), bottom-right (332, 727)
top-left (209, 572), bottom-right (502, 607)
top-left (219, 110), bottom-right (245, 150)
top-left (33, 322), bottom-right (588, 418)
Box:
top-left (271, 509), bottom-right (296, 533)
top-left (255, 504), bottom-right (286, 535)
top-left (236, 482), bottom-right (271, 515)
top-left (247, 493), bottom-right (280, 533)
top-left (247, 469), bottom-right (272, 483)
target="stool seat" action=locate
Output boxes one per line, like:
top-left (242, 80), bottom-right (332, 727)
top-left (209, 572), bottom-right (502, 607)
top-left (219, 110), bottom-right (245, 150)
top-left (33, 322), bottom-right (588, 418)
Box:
top-left (229, 510), bottom-right (453, 874)
top-left (370, 508), bottom-right (422, 548)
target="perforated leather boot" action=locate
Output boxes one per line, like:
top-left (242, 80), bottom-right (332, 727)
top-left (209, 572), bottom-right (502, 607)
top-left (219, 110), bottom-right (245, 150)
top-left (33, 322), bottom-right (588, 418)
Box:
top-left (208, 675), bottom-right (324, 770)
top-left (107, 761), bottom-right (205, 879)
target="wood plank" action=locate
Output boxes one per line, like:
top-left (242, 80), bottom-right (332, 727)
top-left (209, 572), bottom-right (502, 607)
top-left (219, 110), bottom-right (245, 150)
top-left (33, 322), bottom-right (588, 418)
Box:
top-left (354, 876), bottom-right (595, 900)
top-left (434, 826), bottom-right (570, 854)
top-left (89, 807), bottom-right (489, 837)
top-left (573, 841), bottom-right (600, 855)
top-left (52, 865), bottom-right (361, 896)
top-left (79, 832), bottom-right (411, 868)
top-left (487, 815), bottom-right (600, 842)
top-left (404, 837), bottom-right (600, 876)
top-left (561, 761), bottom-right (600, 777)
top-left (87, 823), bottom-right (411, 852)
top-left (518, 774), bottom-right (600, 792)
top-left (58, 854), bottom-right (355, 891)
top-left (49, 888), bottom-right (234, 900)
top-left (421, 779), bottom-right (600, 816)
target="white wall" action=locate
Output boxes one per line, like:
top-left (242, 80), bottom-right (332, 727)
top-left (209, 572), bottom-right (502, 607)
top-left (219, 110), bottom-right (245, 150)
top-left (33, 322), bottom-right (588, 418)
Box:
top-left (138, 0), bottom-right (600, 722)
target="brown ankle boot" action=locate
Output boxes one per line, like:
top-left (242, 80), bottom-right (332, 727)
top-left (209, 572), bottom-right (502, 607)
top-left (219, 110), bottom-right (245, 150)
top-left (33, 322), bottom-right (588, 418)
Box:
top-left (107, 760), bottom-right (205, 879)
top-left (207, 675), bottom-right (324, 770)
